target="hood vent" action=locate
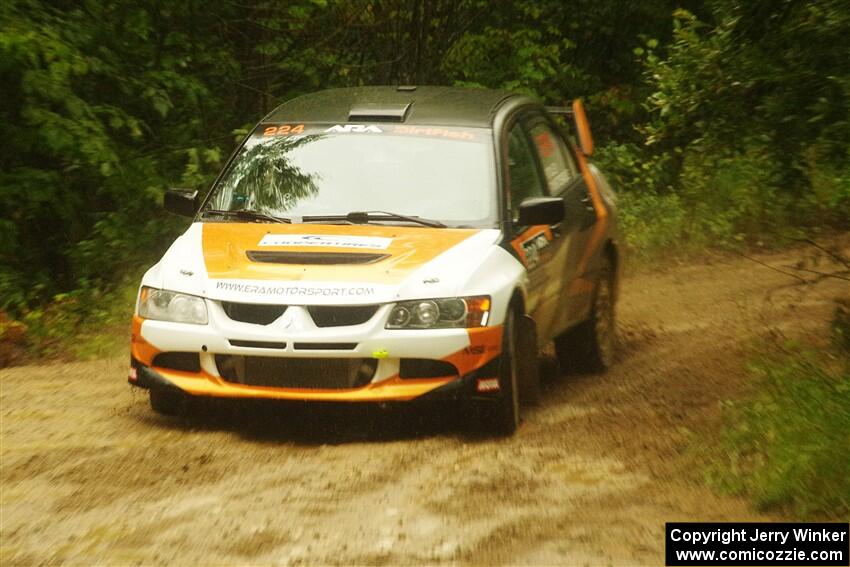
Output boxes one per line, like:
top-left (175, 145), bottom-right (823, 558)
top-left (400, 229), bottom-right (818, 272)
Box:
top-left (246, 250), bottom-right (389, 265)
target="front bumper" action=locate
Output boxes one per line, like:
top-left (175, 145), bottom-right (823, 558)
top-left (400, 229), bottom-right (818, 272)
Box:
top-left (129, 311), bottom-right (503, 403)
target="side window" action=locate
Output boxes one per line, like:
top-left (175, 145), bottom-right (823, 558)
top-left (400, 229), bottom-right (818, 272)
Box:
top-left (528, 121), bottom-right (578, 191)
top-left (507, 124), bottom-right (545, 219)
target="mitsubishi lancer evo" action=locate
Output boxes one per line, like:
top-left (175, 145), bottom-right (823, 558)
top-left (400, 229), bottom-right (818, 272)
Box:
top-left (129, 86), bottom-right (621, 435)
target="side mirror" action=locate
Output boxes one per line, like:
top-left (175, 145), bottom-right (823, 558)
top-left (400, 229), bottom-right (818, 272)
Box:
top-left (164, 189), bottom-right (199, 217)
top-left (518, 196), bottom-right (565, 226)
top-left (572, 99), bottom-right (594, 156)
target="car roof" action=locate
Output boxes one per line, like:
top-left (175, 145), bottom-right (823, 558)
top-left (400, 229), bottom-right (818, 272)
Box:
top-left (263, 86), bottom-right (527, 128)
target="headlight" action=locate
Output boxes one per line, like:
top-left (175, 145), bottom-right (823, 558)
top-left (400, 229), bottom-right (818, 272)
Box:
top-left (138, 287), bottom-right (208, 325)
top-left (386, 296), bottom-right (490, 329)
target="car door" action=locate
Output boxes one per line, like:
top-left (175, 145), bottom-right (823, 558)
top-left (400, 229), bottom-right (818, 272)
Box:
top-left (504, 112), bottom-right (572, 342)
top-left (539, 115), bottom-right (599, 334)
top-left (504, 118), bottom-right (551, 326)
top-left (520, 113), bottom-right (595, 339)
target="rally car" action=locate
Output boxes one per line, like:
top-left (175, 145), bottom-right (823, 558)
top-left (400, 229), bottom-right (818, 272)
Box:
top-left (129, 86), bottom-right (621, 435)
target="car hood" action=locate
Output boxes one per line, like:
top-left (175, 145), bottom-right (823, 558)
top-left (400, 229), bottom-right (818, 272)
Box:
top-left (147, 222), bottom-right (502, 305)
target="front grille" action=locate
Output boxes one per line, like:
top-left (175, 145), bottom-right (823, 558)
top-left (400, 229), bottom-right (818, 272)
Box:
top-left (307, 305), bottom-right (379, 327)
top-left (153, 352), bottom-right (201, 372)
top-left (247, 251), bottom-right (389, 265)
top-left (229, 339), bottom-right (287, 349)
top-left (215, 355), bottom-right (376, 389)
top-left (399, 359), bottom-right (459, 379)
top-left (221, 302), bottom-right (287, 325)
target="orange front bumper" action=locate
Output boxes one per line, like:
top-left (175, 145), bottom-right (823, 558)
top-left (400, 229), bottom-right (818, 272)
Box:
top-left (129, 319), bottom-right (503, 403)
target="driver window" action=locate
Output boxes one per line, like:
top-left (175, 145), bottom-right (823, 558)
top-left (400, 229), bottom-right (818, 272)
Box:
top-left (529, 121), bottom-right (577, 191)
top-left (507, 124), bottom-right (545, 219)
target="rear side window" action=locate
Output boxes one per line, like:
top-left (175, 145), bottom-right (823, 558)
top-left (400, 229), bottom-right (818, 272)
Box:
top-left (528, 121), bottom-right (577, 192)
top-left (507, 124), bottom-right (546, 218)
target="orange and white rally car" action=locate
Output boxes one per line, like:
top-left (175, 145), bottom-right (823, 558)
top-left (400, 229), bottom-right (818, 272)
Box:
top-left (129, 86), bottom-right (621, 435)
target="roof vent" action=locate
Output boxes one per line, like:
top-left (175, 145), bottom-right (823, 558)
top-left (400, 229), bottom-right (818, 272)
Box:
top-left (348, 103), bottom-right (411, 122)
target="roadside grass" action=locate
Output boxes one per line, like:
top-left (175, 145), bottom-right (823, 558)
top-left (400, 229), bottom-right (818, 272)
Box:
top-left (598, 139), bottom-right (850, 269)
top-left (707, 303), bottom-right (850, 519)
top-left (70, 287), bottom-right (136, 361)
top-left (18, 278), bottom-right (138, 363)
top-left (615, 190), bottom-right (838, 270)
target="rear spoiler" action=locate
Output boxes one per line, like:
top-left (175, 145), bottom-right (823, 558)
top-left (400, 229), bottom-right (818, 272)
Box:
top-left (546, 100), bottom-right (594, 156)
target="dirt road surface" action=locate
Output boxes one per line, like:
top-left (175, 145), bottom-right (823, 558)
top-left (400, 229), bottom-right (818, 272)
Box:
top-left (2, 242), bottom-right (848, 566)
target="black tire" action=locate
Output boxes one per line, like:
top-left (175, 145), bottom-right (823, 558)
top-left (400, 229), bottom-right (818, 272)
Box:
top-left (481, 307), bottom-right (521, 436)
top-left (517, 313), bottom-right (540, 406)
top-left (555, 255), bottom-right (617, 374)
top-left (149, 389), bottom-right (187, 416)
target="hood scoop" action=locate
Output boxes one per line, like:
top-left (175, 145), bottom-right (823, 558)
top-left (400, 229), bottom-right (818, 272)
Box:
top-left (246, 250), bottom-right (390, 265)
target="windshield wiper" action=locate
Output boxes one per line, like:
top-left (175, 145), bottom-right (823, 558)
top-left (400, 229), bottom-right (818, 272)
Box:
top-left (200, 208), bottom-right (291, 223)
top-left (302, 210), bottom-right (447, 228)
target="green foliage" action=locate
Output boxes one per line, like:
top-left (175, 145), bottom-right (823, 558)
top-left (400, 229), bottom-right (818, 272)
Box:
top-left (20, 277), bottom-right (140, 361)
top-left (596, 142), bottom-right (806, 256)
top-left (801, 149), bottom-right (850, 227)
top-left (630, 1), bottom-right (850, 249)
top-left (0, 0), bottom-right (239, 313)
top-left (713, 340), bottom-right (850, 518)
top-left (445, 26), bottom-right (565, 96)
top-left (614, 190), bottom-right (688, 260)
top-left (594, 0), bottom-right (850, 259)
top-left (677, 147), bottom-right (792, 243)
top-left (594, 142), bottom-right (677, 194)
top-left (644, 3), bottom-right (850, 169)
top-left (833, 299), bottom-right (850, 354)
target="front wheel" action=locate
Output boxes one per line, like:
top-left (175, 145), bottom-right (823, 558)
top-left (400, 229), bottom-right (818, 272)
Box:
top-left (149, 389), bottom-right (188, 416)
top-left (479, 308), bottom-right (521, 436)
top-left (555, 256), bottom-right (617, 374)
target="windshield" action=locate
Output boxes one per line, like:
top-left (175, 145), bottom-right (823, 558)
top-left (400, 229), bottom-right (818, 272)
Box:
top-left (204, 123), bottom-right (497, 227)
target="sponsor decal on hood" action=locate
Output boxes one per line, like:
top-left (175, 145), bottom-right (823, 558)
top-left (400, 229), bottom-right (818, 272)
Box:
top-left (258, 234), bottom-right (392, 250)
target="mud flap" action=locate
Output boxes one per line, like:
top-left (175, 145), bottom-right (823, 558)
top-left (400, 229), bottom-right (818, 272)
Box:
top-left (517, 314), bottom-right (540, 405)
